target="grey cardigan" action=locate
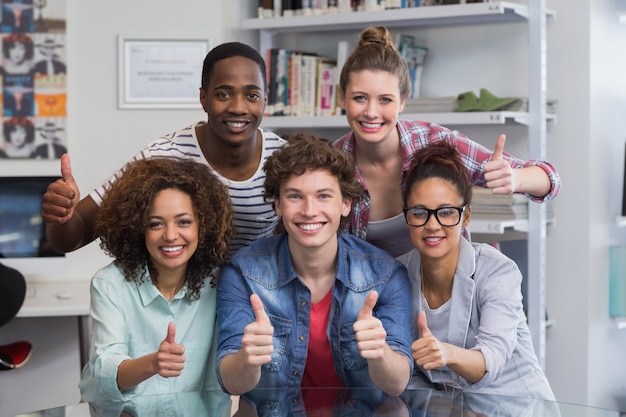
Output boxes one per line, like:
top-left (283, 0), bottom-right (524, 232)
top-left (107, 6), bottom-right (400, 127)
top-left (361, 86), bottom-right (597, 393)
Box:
top-left (398, 238), bottom-right (555, 401)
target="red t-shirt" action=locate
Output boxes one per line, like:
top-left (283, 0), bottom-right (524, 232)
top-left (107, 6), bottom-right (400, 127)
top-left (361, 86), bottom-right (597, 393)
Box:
top-left (301, 288), bottom-right (343, 414)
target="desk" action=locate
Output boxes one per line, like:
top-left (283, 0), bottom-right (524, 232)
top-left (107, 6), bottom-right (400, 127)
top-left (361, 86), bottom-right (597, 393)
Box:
top-left (17, 280), bottom-right (91, 367)
top-left (12, 389), bottom-right (625, 417)
top-left (0, 280), bottom-right (91, 417)
top-left (17, 280), bottom-right (90, 318)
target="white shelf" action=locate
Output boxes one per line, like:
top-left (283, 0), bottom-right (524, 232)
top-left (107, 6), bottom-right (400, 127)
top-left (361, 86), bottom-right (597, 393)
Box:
top-left (614, 317), bottom-right (626, 329)
top-left (261, 111), bottom-right (555, 130)
top-left (616, 216), bottom-right (626, 227)
top-left (243, 2), bottom-right (555, 33)
top-left (470, 218), bottom-right (528, 235)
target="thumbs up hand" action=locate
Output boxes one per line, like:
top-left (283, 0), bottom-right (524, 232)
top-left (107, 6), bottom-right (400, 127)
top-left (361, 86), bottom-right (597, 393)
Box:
top-left (240, 294), bottom-right (274, 367)
top-left (41, 153), bottom-right (81, 224)
top-left (483, 134), bottom-right (517, 195)
top-left (411, 311), bottom-right (448, 370)
top-left (353, 291), bottom-right (387, 360)
top-left (156, 321), bottom-right (186, 378)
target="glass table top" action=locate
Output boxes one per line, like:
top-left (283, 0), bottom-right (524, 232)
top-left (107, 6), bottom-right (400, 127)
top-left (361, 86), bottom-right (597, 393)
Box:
top-left (14, 388), bottom-right (625, 417)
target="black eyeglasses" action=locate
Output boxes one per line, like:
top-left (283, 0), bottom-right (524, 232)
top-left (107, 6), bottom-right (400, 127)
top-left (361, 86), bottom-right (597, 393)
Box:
top-left (403, 205), bottom-right (467, 227)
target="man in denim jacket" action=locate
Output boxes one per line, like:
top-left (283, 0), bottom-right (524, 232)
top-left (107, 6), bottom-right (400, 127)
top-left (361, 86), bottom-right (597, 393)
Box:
top-left (216, 133), bottom-right (413, 406)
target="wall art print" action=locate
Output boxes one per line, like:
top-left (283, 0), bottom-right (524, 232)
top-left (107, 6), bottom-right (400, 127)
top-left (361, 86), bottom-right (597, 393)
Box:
top-left (0, 0), bottom-right (67, 160)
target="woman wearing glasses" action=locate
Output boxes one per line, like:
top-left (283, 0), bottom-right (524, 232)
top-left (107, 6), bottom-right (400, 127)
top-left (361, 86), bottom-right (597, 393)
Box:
top-left (398, 141), bottom-right (554, 400)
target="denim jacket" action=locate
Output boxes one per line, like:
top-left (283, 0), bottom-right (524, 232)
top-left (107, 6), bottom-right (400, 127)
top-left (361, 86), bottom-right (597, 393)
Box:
top-left (216, 233), bottom-right (413, 395)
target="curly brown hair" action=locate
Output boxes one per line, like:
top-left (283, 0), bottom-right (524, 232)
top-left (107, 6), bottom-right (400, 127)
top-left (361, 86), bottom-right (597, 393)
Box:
top-left (94, 157), bottom-right (235, 300)
top-left (339, 26), bottom-right (412, 102)
top-left (263, 133), bottom-right (363, 228)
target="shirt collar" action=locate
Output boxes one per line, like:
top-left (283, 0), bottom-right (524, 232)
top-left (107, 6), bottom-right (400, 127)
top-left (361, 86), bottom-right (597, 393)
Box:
top-left (136, 271), bottom-right (189, 307)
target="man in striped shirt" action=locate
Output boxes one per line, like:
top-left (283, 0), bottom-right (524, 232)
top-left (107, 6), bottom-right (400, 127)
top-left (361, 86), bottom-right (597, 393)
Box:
top-left (42, 42), bottom-right (286, 254)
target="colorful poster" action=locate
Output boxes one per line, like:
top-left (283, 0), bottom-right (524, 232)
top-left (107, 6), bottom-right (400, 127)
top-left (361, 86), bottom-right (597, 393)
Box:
top-left (0, 0), bottom-right (67, 160)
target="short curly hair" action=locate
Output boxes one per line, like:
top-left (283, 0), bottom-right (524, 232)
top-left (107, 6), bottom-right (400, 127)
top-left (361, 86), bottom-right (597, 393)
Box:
top-left (263, 133), bottom-right (363, 228)
top-left (95, 158), bottom-right (235, 300)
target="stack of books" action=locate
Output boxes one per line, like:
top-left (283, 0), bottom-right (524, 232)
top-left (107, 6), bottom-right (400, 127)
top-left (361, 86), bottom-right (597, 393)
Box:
top-left (470, 187), bottom-right (555, 223)
top-left (401, 96), bottom-right (458, 114)
top-left (471, 187), bottom-right (529, 222)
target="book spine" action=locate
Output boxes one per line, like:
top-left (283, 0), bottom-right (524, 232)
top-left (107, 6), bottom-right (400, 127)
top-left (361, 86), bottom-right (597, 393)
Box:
top-left (275, 48), bottom-right (287, 115)
top-left (316, 61), bottom-right (336, 116)
top-left (335, 40), bottom-right (349, 115)
top-left (312, 0), bottom-right (328, 14)
top-left (258, 0), bottom-right (274, 17)
top-left (286, 50), bottom-right (294, 116)
top-left (301, 0), bottom-right (313, 14)
top-left (267, 48), bottom-right (279, 116)
top-left (289, 51), bottom-right (301, 116)
top-left (300, 55), bottom-right (318, 117)
top-left (273, 0), bottom-right (282, 17)
top-left (282, 0), bottom-right (295, 16)
top-left (293, 0), bottom-right (304, 15)
top-left (337, 0), bottom-right (353, 12)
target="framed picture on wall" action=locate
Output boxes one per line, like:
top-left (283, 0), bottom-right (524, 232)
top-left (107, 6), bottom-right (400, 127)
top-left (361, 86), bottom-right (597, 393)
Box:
top-left (117, 35), bottom-right (210, 109)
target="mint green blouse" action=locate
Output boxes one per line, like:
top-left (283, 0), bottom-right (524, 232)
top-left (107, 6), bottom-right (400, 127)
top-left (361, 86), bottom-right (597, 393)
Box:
top-left (79, 261), bottom-right (221, 401)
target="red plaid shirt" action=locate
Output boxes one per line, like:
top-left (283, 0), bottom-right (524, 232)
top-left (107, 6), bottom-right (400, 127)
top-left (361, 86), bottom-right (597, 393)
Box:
top-left (334, 119), bottom-right (561, 240)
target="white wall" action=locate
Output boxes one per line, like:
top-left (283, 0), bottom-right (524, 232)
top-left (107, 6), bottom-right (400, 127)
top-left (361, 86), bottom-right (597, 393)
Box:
top-left (545, 0), bottom-right (626, 411)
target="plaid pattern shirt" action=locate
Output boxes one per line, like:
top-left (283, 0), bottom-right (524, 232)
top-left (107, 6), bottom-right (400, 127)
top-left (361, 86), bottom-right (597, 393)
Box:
top-left (334, 119), bottom-right (561, 240)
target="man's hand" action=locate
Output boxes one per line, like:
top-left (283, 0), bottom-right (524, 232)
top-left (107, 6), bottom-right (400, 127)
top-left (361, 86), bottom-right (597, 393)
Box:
top-left (240, 294), bottom-right (274, 366)
top-left (41, 153), bottom-right (80, 224)
top-left (353, 291), bottom-right (387, 359)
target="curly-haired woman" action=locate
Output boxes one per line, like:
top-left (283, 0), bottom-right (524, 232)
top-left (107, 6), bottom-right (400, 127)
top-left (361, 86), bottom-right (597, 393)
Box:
top-left (79, 157), bottom-right (234, 402)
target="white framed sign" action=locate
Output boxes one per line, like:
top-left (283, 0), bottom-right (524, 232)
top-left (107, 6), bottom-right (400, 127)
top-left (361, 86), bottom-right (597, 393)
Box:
top-left (117, 35), bottom-right (210, 109)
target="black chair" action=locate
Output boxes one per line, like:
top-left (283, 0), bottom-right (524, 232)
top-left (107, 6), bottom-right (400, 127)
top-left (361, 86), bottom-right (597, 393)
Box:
top-left (0, 262), bottom-right (32, 370)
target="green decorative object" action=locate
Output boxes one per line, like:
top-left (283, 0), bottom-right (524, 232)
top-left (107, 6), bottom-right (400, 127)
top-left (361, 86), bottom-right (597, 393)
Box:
top-left (457, 88), bottom-right (519, 112)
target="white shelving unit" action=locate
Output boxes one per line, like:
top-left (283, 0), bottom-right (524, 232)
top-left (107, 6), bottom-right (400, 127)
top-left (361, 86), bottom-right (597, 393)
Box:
top-left (242, 1), bottom-right (553, 366)
top-left (261, 111), bottom-right (555, 130)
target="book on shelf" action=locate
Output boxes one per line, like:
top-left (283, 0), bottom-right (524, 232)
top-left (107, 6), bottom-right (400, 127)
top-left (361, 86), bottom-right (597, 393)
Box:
top-left (470, 187), bottom-right (554, 224)
top-left (273, 0), bottom-right (282, 17)
top-left (276, 48), bottom-right (289, 115)
top-left (337, 0), bottom-right (354, 12)
top-left (266, 48), bottom-right (279, 116)
top-left (316, 59), bottom-right (337, 116)
top-left (288, 51), bottom-right (301, 116)
top-left (394, 33), bottom-right (429, 98)
top-left (335, 40), bottom-right (350, 115)
top-left (402, 43), bottom-right (428, 98)
top-left (258, 0), bottom-right (274, 18)
top-left (327, 0), bottom-right (339, 13)
top-left (301, 0), bottom-right (313, 14)
top-left (282, 0), bottom-right (295, 17)
top-left (471, 187), bottom-right (528, 222)
top-left (401, 96), bottom-right (458, 114)
top-left (385, 0), bottom-right (408, 10)
top-left (300, 54), bottom-right (319, 117)
top-left (312, 0), bottom-right (329, 14)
